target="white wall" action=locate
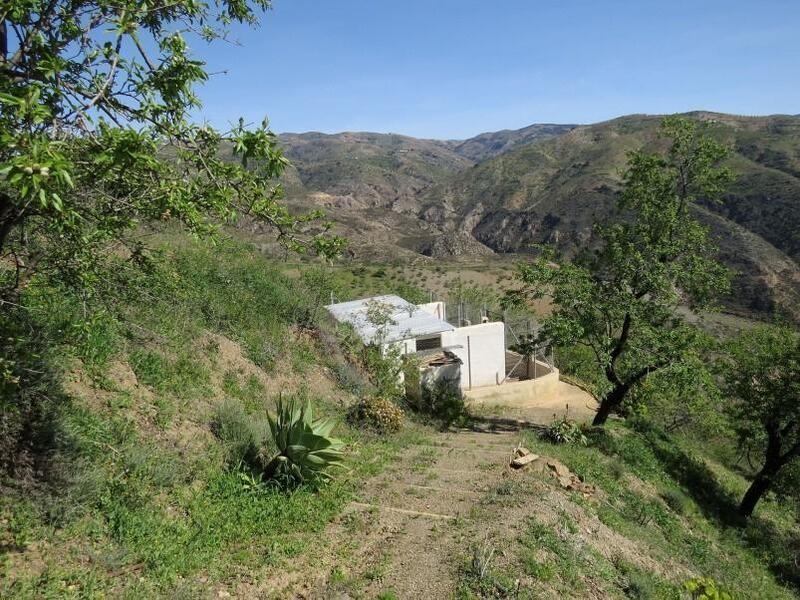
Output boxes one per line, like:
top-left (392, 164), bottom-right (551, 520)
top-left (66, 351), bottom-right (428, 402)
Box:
top-left (441, 321), bottom-right (505, 389)
top-left (382, 338), bottom-right (416, 357)
top-left (417, 301), bottom-right (446, 321)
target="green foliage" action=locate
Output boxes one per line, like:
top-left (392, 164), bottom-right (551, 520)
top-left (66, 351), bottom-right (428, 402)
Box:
top-left (263, 396), bottom-right (345, 489)
top-left (347, 396), bottom-right (405, 434)
top-left (364, 345), bottom-right (405, 401)
top-left (1, 0), bottom-right (343, 306)
top-left (721, 324), bottom-right (800, 516)
top-left (683, 577), bottom-right (732, 600)
top-left (541, 414), bottom-right (589, 446)
top-left (413, 377), bottom-right (466, 425)
top-left (626, 351), bottom-right (726, 434)
top-left (507, 118), bottom-right (732, 426)
top-left (212, 400), bottom-right (269, 468)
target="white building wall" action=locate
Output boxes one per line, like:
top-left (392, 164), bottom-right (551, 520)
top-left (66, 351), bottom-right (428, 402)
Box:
top-left (417, 301), bottom-right (446, 321)
top-left (382, 338), bottom-right (416, 357)
top-left (441, 321), bottom-right (505, 390)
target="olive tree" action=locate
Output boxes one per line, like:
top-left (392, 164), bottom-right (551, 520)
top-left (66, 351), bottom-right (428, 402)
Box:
top-left (506, 117), bottom-right (732, 426)
top-left (723, 325), bottom-right (800, 517)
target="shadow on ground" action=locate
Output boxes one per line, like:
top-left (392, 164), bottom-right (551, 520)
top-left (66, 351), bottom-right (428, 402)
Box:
top-left (597, 423), bottom-right (800, 593)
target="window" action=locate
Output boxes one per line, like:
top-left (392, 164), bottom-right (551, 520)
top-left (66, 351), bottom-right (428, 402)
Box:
top-left (416, 335), bottom-right (442, 352)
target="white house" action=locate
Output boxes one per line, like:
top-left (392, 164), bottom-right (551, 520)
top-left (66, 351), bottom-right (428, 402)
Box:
top-left (325, 294), bottom-right (506, 391)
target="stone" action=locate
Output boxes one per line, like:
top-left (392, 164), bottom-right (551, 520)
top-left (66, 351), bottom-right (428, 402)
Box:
top-left (527, 458), bottom-right (550, 474)
top-left (546, 459), bottom-right (571, 478)
top-left (510, 453), bottom-right (540, 468)
top-left (557, 475), bottom-right (574, 488)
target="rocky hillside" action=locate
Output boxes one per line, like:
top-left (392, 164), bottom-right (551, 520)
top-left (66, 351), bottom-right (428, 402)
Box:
top-left (275, 113), bottom-right (800, 318)
top-left (420, 113), bottom-right (800, 316)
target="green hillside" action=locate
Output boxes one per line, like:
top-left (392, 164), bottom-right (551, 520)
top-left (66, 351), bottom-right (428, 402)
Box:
top-left (3, 234), bottom-right (800, 598)
top-left (0, 233), bottom-right (429, 596)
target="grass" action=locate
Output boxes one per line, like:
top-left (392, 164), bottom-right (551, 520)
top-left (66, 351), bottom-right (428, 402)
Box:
top-left (0, 234), bottom-right (434, 598)
top-left (455, 418), bottom-right (790, 598)
top-left (497, 423), bottom-right (798, 599)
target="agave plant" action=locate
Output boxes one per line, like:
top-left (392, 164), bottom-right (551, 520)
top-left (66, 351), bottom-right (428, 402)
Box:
top-left (263, 396), bottom-right (345, 488)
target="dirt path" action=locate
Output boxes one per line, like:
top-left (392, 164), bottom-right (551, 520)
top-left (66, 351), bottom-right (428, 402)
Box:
top-left (262, 413), bottom-right (671, 599)
top-left (301, 428), bottom-right (524, 599)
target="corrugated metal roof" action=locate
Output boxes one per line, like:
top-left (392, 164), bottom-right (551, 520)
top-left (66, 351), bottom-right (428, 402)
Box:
top-left (325, 295), bottom-right (454, 344)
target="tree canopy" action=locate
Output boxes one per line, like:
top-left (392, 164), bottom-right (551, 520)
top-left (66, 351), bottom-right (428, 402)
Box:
top-left (0, 0), bottom-right (343, 306)
top-left (723, 324), bottom-right (800, 516)
top-left (506, 117), bottom-right (732, 426)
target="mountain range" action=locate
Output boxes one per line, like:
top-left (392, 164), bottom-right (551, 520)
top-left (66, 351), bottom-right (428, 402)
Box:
top-left (275, 112), bottom-right (800, 319)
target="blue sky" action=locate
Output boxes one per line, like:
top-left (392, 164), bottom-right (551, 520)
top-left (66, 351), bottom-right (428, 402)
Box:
top-left (196, 0), bottom-right (800, 139)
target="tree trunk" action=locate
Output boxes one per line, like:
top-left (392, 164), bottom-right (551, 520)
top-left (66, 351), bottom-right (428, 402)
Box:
top-left (592, 383), bottom-right (628, 426)
top-left (738, 424), bottom-right (790, 518)
top-left (738, 468), bottom-right (775, 517)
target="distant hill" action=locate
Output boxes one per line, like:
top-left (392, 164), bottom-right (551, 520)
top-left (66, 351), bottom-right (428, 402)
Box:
top-left (445, 123), bottom-right (577, 162)
top-left (420, 113), bottom-right (800, 316)
top-left (273, 113), bottom-right (800, 319)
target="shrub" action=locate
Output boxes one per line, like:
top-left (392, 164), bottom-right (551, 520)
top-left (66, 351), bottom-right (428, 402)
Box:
top-left (683, 577), bottom-right (732, 600)
top-left (348, 396), bottom-right (404, 434)
top-left (541, 415), bottom-right (588, 446)
top-left (364, 345), bottom-right (404, 401)
top-left (211, 400), bottom-right (267, 468)
top-left (331, 362), bottom-right (369, 396)
top-left (263, 396), bottom-right (345, 489)
top-left (417, 379), bottom-right (465, 424)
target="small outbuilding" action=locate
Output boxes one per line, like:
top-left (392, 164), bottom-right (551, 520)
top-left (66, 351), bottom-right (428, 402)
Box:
top-left (325, 294), bottom-right (506, 392)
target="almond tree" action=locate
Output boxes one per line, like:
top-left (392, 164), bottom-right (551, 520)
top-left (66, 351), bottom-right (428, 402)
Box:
top-left (724, 325), bottom-right (800, 517)
top-left (507, 117), bottom-right (732, 426)
top-left (0, 0), bottom-right (344, 308)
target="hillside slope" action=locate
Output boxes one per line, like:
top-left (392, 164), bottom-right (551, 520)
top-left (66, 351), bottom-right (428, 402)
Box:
top-left (270, 113), bottom-right (800, 317)
top-left (419, 113), bottom-right (800, 317)
top-left (274, 126), bottom-right (574, 259)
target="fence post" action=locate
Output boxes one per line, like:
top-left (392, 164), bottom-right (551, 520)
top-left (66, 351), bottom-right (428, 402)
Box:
top-left (467, 335), bottom-right (472, 390)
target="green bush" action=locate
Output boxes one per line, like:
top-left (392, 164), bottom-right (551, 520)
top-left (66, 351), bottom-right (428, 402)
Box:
top-left (683, 577), bottom-right (732, 600)
top-left (347, 396), bottom-right (404, 434)
top-left (541, 415), bottom-right (588, 446)
top-left (418, 379), bottom-right (465, 424)
top-left (212, 400), bottom-right (268, 468)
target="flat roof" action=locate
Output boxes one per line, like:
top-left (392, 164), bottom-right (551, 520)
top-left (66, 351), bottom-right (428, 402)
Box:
top-left (325, 294), bottom-right (454, 344)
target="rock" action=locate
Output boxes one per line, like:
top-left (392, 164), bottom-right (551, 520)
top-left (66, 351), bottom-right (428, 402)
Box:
top-left (546, 459), bottom-right (571, 478)
top-left (557, 475), bottom-right (575, 488)
top-left (510, 453), bottom-right (540, 468)
top-left (527, 458), bottom-right (550, 475)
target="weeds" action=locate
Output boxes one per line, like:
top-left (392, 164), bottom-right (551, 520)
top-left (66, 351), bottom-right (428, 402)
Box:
top-left (541, 414), bottom-right (588, 446)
